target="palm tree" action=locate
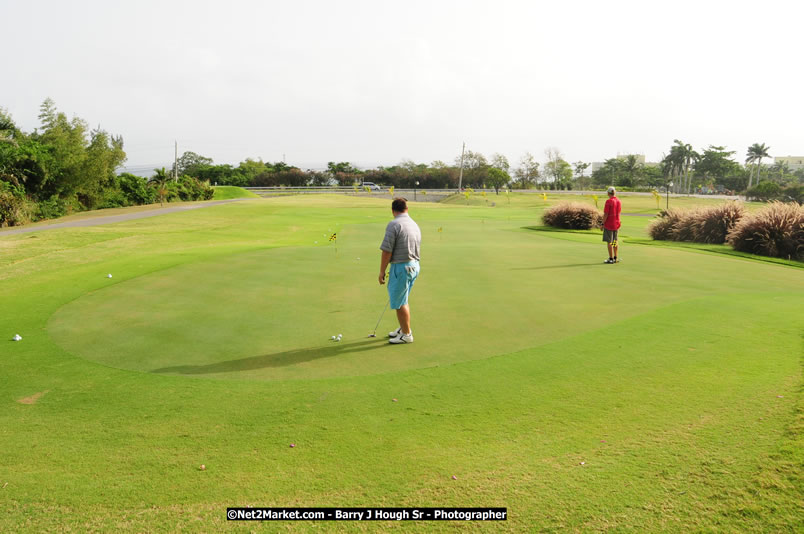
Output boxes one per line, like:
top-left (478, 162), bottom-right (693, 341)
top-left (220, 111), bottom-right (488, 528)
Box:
top-left (618, 155), bottom-right (641, 187)
top-left (769, 160), bottom-right (789, 183)
top-left (670, 140), bottom-right (699, 194)
top-left (150, 167), bottom-right (170, 206)
top-left (663, 142), bottom-right (689, 193)
top-left (746, 143), bottom-right (771, 189)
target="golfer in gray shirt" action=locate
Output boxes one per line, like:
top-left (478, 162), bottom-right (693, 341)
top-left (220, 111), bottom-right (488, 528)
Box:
top-left (379, 197), bottom-right (421, 344)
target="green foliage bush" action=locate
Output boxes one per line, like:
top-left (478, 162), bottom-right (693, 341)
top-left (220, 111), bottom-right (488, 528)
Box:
top-left (746, 181), bottom-right (782, 201)
top-left (542, 202), bottom-right (603, 230)
top-left (118, 173), bottom-right (156, 205)
top-left (161, 175), bottom-right (214, 202)
top-left (0, 181), bottom-right (34, 227)
top-left (727, 202), bottom-right (804, 260)
top-left (781, 184), bottom-right (803, 204)
top-left (36, 196), bottom-right (75, 220)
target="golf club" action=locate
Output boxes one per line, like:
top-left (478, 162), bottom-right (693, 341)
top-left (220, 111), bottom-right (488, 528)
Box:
top-left (368, 300), bottom-right (389, 337)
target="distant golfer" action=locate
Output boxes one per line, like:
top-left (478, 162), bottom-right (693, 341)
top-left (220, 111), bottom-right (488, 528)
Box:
top-left (603, 186), bottom-right (622, 264)
top-left (379, 197), bottom-right (421, 344)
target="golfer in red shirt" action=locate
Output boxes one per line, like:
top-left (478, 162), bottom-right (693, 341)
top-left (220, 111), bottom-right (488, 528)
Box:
top-left (603, 186), bottom-right (621, 264)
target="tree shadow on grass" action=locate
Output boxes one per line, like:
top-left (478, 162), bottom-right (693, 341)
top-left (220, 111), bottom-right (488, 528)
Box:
top-left (152, 338), bottom-right (387, 375)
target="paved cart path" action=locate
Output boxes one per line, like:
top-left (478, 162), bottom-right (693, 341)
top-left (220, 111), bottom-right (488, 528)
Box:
top-left (0, 199), bottom-right (244, 236)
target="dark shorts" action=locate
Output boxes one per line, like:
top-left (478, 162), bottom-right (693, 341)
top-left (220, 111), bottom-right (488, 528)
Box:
top-left (603, 229), bottom-right (619, 243)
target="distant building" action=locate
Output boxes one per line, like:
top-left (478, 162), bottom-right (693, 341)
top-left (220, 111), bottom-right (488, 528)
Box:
top-left (774, 156), bottom-right (804, 170)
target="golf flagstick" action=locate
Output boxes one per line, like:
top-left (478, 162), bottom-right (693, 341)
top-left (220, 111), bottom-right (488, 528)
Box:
top-left (368, 301), bottom-right (389, 337)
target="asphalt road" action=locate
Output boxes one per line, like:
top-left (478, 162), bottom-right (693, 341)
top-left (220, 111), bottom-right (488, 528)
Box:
top-left (0, 199), bottom-right (243, 236)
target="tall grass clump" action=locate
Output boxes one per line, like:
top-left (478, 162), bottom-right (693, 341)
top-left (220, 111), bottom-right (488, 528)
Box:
top-left (648, 209), bottom-right (685, 240)
top-left (671, 209), bottom-right (700, 242)
top-left (542, 202), bottom-right (602, 230)
top-left (649, 203), bottom-right (745, 244)
top-left (727, 202), bottom-right (804, 260)
top-left (690, 202), bottom-right (745, 244)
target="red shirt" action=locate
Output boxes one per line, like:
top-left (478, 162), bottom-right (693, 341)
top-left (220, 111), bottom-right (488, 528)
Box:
top-left (603, 196), bottom-right (621, 230)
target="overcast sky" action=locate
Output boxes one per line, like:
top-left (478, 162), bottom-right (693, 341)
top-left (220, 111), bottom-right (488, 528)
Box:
top-left (2, 0), bottom-right (802, 173)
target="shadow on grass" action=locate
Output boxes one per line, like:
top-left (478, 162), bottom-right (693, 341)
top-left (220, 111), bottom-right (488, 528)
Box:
top-left (152, 338), bottom-right (387, 375)
top-left (522, 225), bottom-right (599, 235)
top-left (510, 263), bottom-right (602, 271)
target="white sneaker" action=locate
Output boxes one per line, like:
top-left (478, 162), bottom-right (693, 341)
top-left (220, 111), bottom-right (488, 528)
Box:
top-left (389, 332), bottom-right (414, 344)
top-left (388, 327), bottom-right (401, 338)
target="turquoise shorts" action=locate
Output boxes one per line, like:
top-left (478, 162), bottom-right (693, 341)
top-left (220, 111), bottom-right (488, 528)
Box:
top-left (388, 261), bottom-right (419, 310)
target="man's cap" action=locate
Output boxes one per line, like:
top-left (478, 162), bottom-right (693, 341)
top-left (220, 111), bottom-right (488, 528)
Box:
top-left (607, 186), bottom-right (616, 194)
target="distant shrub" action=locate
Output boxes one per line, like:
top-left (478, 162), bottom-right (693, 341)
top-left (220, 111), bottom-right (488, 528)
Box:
top-left (647, 209), bottom-right (685, 240)
top-left (781, 184), bottom-right (804, 204)
top-left (746, 181), bottom-right (782, 202)
top-left (97, 189), bottom-right (129, 209)
top-left (36, 196), bottom-right (75, 220)
top-left (690, 202), bottom-right (745, 244)
top-left (163, 175), bottom-right (215, 202)
top-left (542, 202), bottom-right (602, 230)
top-left (118, 173), bottom-right (156, 205)
top-left (0, 182), bottom-right (34, 227)
top-left (727, 202), bottom-right (804, 260)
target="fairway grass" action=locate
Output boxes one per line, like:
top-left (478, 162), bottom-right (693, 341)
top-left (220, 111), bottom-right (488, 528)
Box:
top-left (212, 186), bottom-right (260, 200)
top-left (1, 194), bottom-right (801, 532)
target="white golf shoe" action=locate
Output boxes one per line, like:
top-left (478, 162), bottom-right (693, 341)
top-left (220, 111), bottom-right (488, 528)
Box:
top-left (389, 332), bottom-right (414, 344)
top-left (388, 327), bottom-right (402, 338)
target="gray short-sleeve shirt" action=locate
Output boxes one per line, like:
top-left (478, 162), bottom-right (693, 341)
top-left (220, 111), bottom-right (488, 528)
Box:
top-left (380, 213), bottom-right (421, 263)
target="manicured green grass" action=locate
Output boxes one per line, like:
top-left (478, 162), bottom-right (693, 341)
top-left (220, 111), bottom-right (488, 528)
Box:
top-left (212, 186), bottom-right (260, 200)
top-left (1, 194), bottom-right (801, 532)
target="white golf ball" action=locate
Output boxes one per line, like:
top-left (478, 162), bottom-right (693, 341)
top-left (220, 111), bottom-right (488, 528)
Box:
top-left (13, 334), bottom-right (22, 341)
top-left (331, 336), bottom-right (336, 340)
top-left (107, 274), bottom-right (112, 278)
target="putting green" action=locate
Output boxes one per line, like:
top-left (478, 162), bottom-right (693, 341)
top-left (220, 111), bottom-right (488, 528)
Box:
top-left (47, 211), bottom-right (803, 381)
top-left (4, 195), bottom-right (803, 532)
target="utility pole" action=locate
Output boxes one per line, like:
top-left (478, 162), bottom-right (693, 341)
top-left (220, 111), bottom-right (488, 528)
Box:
top-left (457, 142), bottom-right (465, 191)
top-left (174, 141), bottom-right (178, 181)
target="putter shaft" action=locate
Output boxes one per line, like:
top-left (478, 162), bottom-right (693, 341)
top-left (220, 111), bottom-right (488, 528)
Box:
top-left (371, 301), bottom-right (389, 336)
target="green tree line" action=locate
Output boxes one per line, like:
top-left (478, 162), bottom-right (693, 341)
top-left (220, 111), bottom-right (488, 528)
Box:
top-left (0, 100), bottom-right (213, 227)
top-left (182, 143), bottom-right (802, 202)
top-left (592, 140), bottom-right (803, 201)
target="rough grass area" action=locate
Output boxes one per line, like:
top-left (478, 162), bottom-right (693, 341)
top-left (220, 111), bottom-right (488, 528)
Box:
top-left (727, 201), bottom-right (804, 260)
top-left (542, 202), bottom-right (603, 229)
